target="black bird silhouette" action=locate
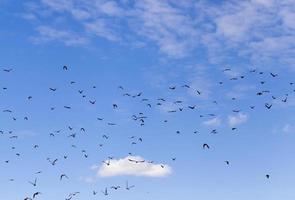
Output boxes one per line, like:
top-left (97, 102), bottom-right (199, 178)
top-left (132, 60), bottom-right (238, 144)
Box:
top-left (103, 160), bottom-right (111, 166)
top-left (182, 84), bottom-right (190, 88)
top-left (101, 188), bottom-right (108, 196)
top-left (270, 73), bottom-right (278, 77)
top-left (111, 186), bottom-right (121, 190)
top-left (126, 181), bottom-right (135, 190)
top-left (49, 88), bottom-right (57, 91)
top-left (282, 96), bottom-right (288, 103)
top-left (33, 192), bottom-right (41, 199)
top-left (3, 68), bottom-right (12, 72)
top-left (28, 178), bottom-right (37, 186)
top-left (60, 174), bottom-right (69, 180)
top-left (265, 103), bottom-right (272, 109)
top-left (89, 100), bottom-right (96, 104)
top-left (203, 143), bottom-right (210, 149)
top-left (118, 86), bottom-right (124, 90)
top-left (188, 105), bottom-right (196, 109)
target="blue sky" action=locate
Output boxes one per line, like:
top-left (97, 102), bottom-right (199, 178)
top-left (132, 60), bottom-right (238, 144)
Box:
top-left (1, 0), bottom-right (295, 199)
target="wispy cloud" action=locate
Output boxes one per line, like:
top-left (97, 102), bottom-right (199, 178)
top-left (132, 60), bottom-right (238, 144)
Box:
top-left (93, 156), bottom-right (171, 177)
top-left (23, 0), bottom-right (295, 66)
top-left (31, 26), bottom-right (88, 46)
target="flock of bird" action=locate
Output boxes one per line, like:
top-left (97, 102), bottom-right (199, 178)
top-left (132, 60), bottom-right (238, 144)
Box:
top-left (1, 66), bottom-right (294, 199)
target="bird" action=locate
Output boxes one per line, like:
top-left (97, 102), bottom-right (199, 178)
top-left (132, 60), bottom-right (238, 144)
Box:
top-left (3, 68), bottom-right (12, 72)
top-left (265, 103), bottom-right (272, 109)
top-left (203, 143), bottom-right (210, 149)
top-left (102, 160), bottom-right (111, 166)
top-left (126, 181), bottom-right (135, 190)
top-left (89, 100), bottom-right (96, 104)
top-left (33, 192), bottom-right (41, 199)
top-left (270, 73), bottom-right (278, 77)
top-left (101, 188), bottom-right (108, 196)
top-left (63, 65), bottom-right (68, 70)
top-left (60, 174), bottom-right (69, 181)
top-left (188, 105), bottom-right (196, 109)
top-left (111, 186), bottom-right (121, 190)
top-left (28, 178), bottom-right (37, 187)
top-left (49, 88), bottom-right (57, 91)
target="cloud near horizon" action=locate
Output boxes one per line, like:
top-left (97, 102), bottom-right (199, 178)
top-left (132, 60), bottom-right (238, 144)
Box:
top-left (92, 155), bottom-right (172, 177)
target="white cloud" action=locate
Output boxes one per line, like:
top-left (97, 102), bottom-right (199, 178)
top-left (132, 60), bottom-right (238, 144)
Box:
top-left (228, 113), bottom-right (248, 127)
top-left (94, 156), bottom-right (171, 177)
top-left (203, 117), bottom-right (221, 126)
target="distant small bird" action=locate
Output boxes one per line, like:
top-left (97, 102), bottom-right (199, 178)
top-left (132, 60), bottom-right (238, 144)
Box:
top-left (126, 181), bottom-right (135, 190)
top-left (49, 88), bottom-right (57, 91)
top-left (60, 174), bottom-right (69, 181)
top-left (33, 192), bottom-right (41, 199)
top-left (203, 143), bottom-right (210, 149)
top-left (101, 188), bottom-right (108, 196)
top-left (265, 103), bottom-right (272, 109)
top-left (3, 68), bottom-right (12, 72)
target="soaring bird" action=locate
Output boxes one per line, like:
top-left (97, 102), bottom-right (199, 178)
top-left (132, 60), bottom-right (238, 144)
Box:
top-left (111, 186), bottom-right (121, 190)
top-left (270, 73), bottom-right (278, 77)
top-left (33, 192), bottom-right (41, 199)
top-left (203, 143), bottom-right (210, 149)
top-left (126, 181), bottom-right (135, 190)
top-left (101, 188), bottom-right (108, 196)
top-left (49, 88), bottom-right (57, 91)
top-left (60, 174), bottom-right (69, 181)
top-left (3, 68), bottom-right (12, 72)
top-left (265, 103), bottom-right (272, 109)
top-left (28, 178), bottom-right (37, 187)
